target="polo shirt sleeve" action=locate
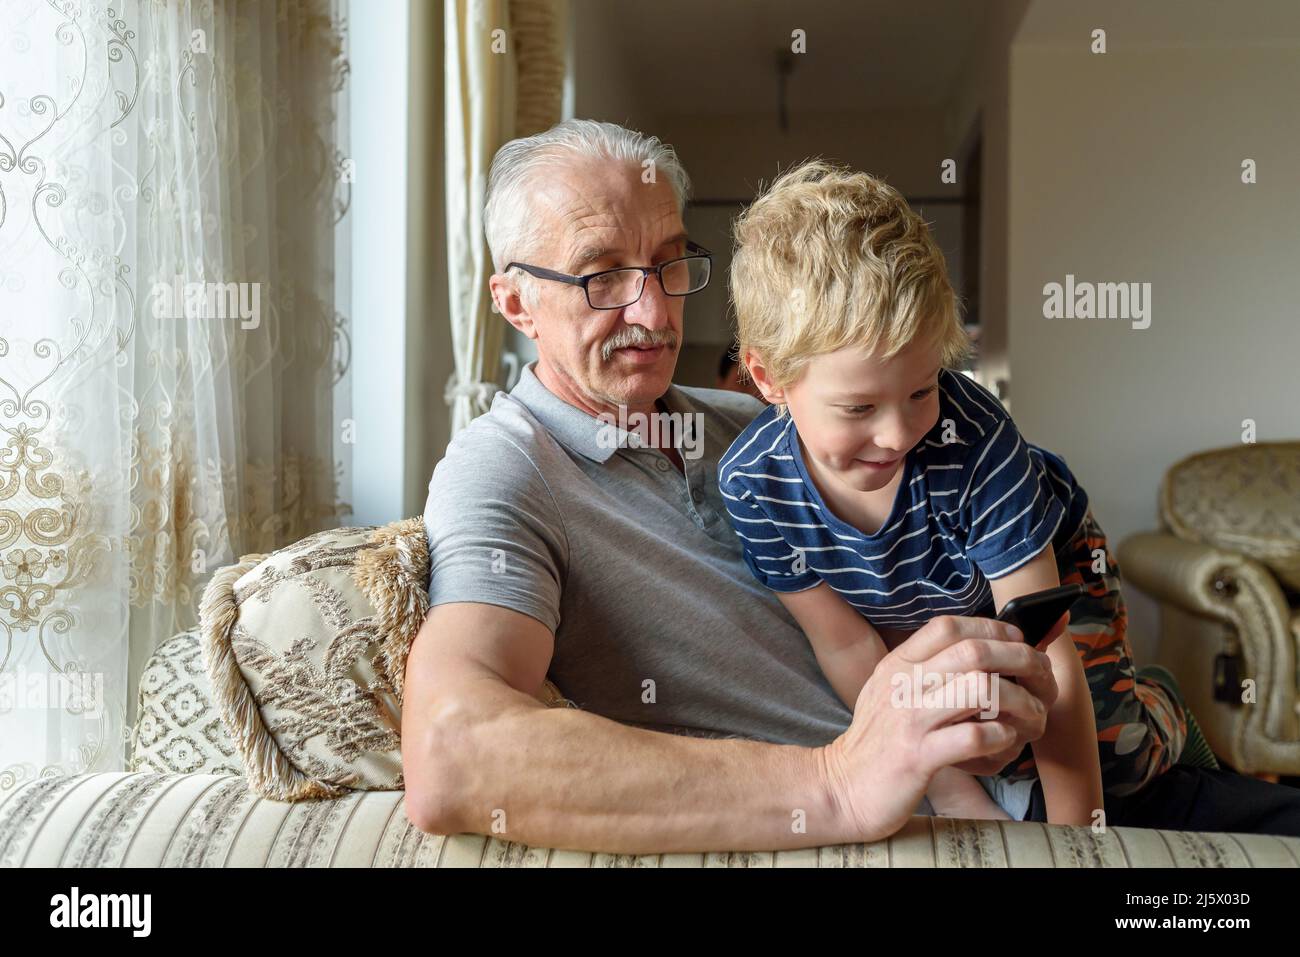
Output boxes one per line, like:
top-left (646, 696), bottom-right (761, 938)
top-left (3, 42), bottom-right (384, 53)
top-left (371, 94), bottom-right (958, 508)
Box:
top-left (959, 417), bottom-right (1066, 580)
top-left (718, 453), bottom-right (820, 594)
top-left (423, 426), bottom-right (568, 633)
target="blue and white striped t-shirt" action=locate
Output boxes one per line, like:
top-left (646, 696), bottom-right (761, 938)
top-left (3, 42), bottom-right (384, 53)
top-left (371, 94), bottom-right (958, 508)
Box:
top-left (718, 369), bottom-right (1089, 629)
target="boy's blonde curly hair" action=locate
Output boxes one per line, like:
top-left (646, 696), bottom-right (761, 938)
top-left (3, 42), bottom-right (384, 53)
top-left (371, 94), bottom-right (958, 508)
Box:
top-left (729, 159), bottom-right (972, 416)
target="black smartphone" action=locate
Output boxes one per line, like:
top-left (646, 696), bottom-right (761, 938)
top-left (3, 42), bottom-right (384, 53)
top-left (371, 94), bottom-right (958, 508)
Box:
top-left (994, 583), bottom-right (1086, 649)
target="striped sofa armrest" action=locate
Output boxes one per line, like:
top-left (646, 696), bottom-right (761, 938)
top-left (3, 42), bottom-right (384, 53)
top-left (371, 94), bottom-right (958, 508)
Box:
top-left (4, 772), bottom-right (1298, 868)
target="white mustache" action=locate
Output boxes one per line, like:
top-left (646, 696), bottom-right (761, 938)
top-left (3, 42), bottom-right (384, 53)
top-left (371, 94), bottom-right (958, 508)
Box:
top-left (601, 330), bottom-right (677, 360)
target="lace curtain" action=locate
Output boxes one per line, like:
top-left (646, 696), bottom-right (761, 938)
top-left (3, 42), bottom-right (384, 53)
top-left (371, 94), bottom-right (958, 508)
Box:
top-left (0, 0), bottom-right (353, 792)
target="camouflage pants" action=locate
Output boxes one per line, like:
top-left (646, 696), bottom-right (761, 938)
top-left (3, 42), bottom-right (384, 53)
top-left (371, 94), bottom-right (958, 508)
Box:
top-left (999, 508), bottom-right (1188, 798)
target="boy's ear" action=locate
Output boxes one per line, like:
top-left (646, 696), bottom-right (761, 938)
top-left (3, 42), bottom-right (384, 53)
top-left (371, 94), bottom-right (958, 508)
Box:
top-left (742, 349), bottom-right (787, 405)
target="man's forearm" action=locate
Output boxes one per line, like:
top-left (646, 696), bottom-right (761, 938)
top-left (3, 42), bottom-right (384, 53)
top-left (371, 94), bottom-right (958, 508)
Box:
top-left (424, 690), bottom-right (857, 855)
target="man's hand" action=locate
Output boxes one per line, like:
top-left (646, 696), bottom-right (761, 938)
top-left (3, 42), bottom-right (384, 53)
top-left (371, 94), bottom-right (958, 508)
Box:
top-left (949, 610), bottom-right (1068, 774)
top-left (819, 614), bottom-right (1058, 841)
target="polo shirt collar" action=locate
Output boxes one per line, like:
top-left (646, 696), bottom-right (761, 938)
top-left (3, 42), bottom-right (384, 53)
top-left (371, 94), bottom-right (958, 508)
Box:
top-left (508, 359), bottom-right (695, 463)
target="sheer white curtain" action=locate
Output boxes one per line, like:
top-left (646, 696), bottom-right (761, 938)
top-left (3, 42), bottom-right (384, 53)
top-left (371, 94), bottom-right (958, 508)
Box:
top-left (443, 0), bottom-right (568, 435)
top-left (0, 0), bottom-right (352, 792)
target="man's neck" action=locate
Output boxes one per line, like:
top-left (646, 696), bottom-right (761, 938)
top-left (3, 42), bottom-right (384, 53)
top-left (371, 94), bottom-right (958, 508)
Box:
top-left (534, 360), bottom-right (679, 453)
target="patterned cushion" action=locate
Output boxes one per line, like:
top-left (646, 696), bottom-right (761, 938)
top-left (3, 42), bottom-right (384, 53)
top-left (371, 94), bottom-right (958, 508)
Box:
top-left (130, 631), bottom-right (242, 776)
top-left (1161, 442), bottom-right (1300, 591)
top-left (198, 519), bottom-right (575, 802)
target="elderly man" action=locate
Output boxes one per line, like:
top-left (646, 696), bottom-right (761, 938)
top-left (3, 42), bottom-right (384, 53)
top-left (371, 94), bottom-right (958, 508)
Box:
top-left (400, 118), bottom-right (1060, 854)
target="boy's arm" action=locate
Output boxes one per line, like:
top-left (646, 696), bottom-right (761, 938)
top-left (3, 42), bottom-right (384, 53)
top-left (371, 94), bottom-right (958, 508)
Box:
top-left (716, 469), bottom-right (883, 711)
top-left (776, 582), bottom-right (888, 710)
top-left (1033, 637), bottom-right (1104, 825)
top-left (987, 546), bottom-right (1104, 826)
top-left (928, 766), bottom-right (1011, 820)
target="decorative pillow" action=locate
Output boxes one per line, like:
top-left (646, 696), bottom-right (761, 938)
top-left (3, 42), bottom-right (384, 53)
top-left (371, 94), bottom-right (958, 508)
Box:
top-left (130, 630), bottom-right (243, 776)
top-left (199, 518), bottom-right (576, 802)
top-left (1160, 442), bottom-right (1300, 592)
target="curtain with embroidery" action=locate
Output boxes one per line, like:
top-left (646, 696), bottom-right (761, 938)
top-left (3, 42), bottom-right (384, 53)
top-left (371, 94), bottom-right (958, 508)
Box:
top-left (443, 0), bottom-right (568, 435)
top-left (0, 0), bottom-right (353, 792)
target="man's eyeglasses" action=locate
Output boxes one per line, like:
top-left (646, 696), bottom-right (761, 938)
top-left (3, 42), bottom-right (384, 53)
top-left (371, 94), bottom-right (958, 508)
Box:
top-left (506, 240), bottom-right (712, 310)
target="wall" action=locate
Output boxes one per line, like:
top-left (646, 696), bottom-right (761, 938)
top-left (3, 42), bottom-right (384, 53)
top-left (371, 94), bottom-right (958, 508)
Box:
top-left (1008, 4), bottom-right (1300, 657)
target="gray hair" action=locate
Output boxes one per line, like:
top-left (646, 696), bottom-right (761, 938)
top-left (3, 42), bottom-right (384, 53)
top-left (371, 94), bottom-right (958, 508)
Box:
top-left (484, 119), bottom-right (692, 306)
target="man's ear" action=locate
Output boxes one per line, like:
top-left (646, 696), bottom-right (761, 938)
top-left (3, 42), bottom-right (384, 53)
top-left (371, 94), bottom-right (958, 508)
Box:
top-left (489, 272), bottom-right (537, 340)
top-left (742, 348), bottom-right (786, 405)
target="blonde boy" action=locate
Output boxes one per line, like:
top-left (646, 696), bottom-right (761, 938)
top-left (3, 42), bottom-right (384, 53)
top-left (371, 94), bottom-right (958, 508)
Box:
top-left (720, 160), bottom-right (1187, 823)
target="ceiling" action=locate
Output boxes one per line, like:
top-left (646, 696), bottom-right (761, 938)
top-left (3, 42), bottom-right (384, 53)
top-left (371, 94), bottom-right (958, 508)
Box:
top-left (574, 0), bottom-right (988, 118)
top-left (1018, 0), bottom-right (1300, 47)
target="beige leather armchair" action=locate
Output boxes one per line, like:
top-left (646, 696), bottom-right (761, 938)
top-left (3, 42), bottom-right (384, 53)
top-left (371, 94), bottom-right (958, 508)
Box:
top-left (1117, 442), bottom-right (1300, 776)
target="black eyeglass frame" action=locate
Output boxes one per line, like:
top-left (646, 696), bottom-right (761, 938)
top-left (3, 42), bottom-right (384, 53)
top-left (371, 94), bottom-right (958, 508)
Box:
top-left (505, 240), bottom-right (713, 310)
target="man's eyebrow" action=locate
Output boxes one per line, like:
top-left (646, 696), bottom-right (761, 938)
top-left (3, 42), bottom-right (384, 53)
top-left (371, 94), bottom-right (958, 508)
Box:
top-left (570, 246), bottom-right (616, 272)
top-left (658, 231), bottom-right (690, 253)
top-left (828, 365), bottom-right (942, 401)
top-left (569, 231), bottom-right (690, 273)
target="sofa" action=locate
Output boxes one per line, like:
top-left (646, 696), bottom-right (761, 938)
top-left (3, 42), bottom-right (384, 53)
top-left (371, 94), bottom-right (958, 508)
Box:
top-left (3, 518), bottom-right (1298, 868)
top-left (1118, 442), bottom-right (1300, 777)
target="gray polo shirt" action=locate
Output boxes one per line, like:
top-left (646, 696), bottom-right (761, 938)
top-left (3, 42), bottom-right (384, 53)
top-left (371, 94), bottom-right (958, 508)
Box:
top-left (422, 360), bottom-right (1030, 820)
top-left (423, 359), bottom-right (853, 746)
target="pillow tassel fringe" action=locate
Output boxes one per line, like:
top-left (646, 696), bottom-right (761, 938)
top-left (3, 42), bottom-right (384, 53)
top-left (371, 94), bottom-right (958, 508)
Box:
top-left (199, 556), bottom-right (347, 802)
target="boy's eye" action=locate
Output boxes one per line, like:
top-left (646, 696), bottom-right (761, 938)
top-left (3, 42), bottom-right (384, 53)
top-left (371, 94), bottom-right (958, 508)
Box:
top-left (838, 386), bottom-right (936, 415)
